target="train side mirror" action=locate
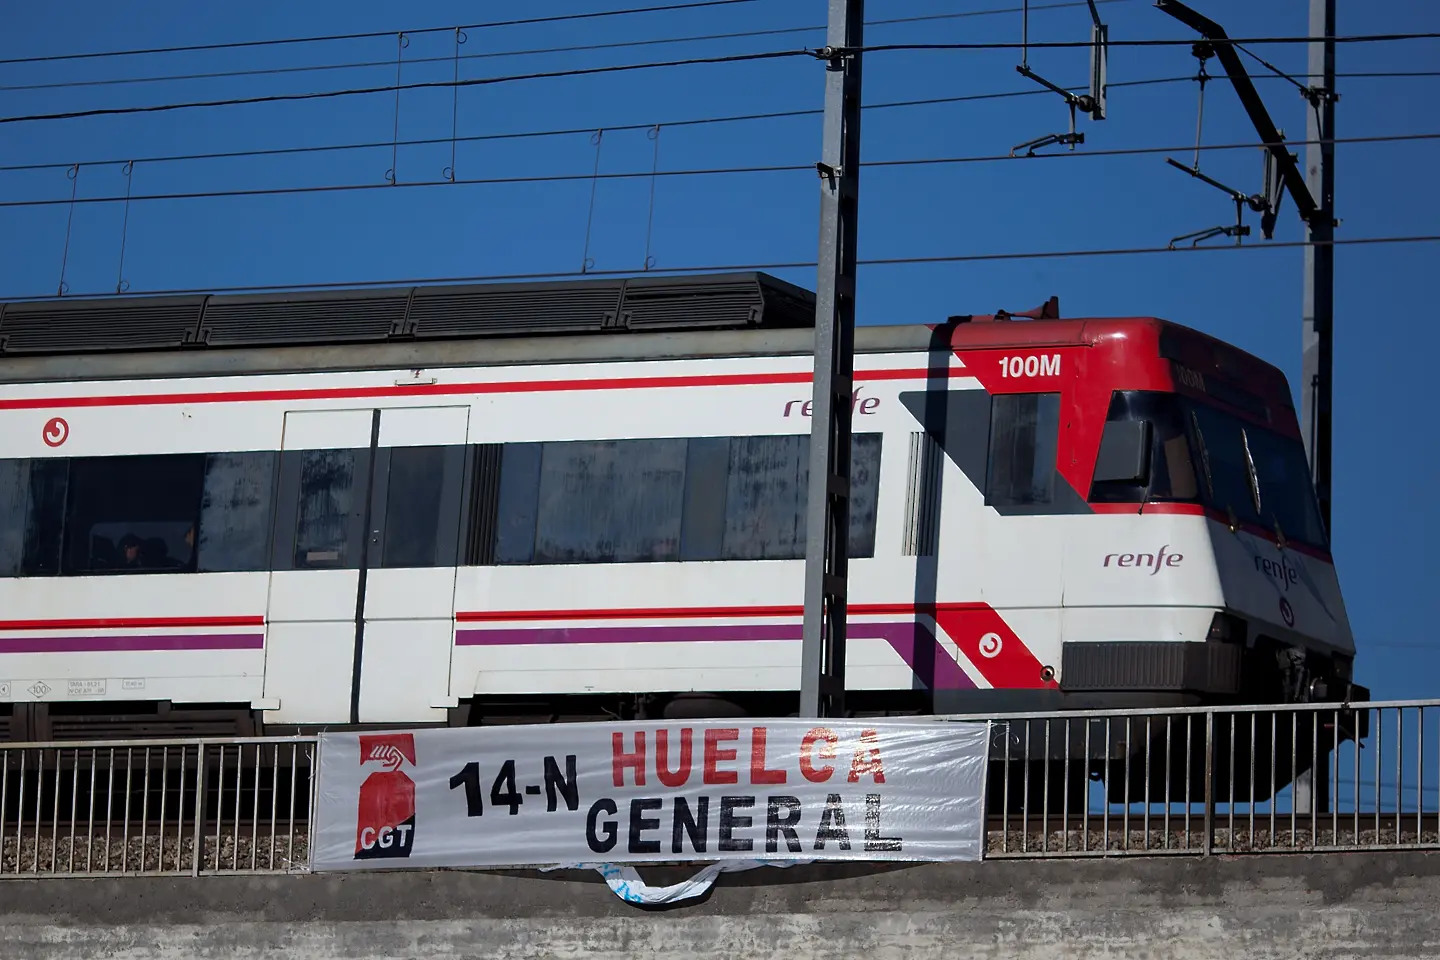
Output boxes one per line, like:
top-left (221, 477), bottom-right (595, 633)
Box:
top-left (1093, 420), bottom-right (1152, 484)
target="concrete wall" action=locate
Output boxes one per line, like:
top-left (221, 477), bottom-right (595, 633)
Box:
top-left (3, 853), bottom-right (1438, 959)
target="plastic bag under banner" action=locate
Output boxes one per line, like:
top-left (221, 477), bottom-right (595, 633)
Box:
top-left (541, 860), bottom-right (808, 906)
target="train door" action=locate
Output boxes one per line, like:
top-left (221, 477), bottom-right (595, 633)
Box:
top-left (264, 409), bottom-right (375, 724)
top-left (261, 406), bottom-right (469, 725)
top-left (358, 406), bottom-right (469, 723)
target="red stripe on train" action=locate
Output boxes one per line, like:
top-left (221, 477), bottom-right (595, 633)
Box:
top-left (0, 366), bottom-right (967, 412)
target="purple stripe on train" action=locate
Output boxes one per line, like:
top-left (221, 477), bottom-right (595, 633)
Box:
top-left (454, 620), bottom-right (975, 691)
top-left (0, 633), bottom-right (265, 654)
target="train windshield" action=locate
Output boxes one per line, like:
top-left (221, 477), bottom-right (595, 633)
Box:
top-left (1090, 390), bottom-right (1328, 549)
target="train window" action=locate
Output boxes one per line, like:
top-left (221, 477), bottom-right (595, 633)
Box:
top-left (493, 443), bottom-right (542, 565)
top-left (197, 452), bottom-right (277, 573)
top-left (381, 446), bottom-right (450, 568)
top-left (532, 438), bottom-right (688, 564)
top-left (1088, 391), bottom-right (1201, 504)
top-left (1244, 427), bottom-right (1327, 547)
top-left (846, 434), bottom-right (883, 557)
top-left (717, 434), bottom-right (807, 560)
top-left (0, 460), bottom-right (26, 577)
top-left (986, 393), bottom-right (1060, 507)
top-left (20, 459), bottom-right (68, 577)
top-left (481, 433), bottom-right (882, 566)
top-left (292, 449), bottom-right (365, 569)
top-left (714, 433), bottom-right (883, 560)
top-left (62, 455), bottom-right (206, 575)
top-left (1186, 404), bottom-right (1266, 530)
top-left (1186, 402), bottom-right (1326, 547)
top-left (678, 438), bottom-right (731, 561)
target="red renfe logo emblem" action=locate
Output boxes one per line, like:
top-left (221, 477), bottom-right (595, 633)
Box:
top-left (42, 417), bottom-right (69, 447)
top-left (354, 733), bottom-right (417, 860)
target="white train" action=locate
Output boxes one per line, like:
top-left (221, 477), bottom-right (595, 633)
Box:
top-left (0, 274), bottom-right (1365, 761)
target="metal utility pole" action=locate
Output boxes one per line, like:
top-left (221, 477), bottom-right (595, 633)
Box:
top-left (1301, 0), bottom-right (1336, 535)
top-left (800, 0), bottom-right (863, 719)
top-left (1157, 0), bottom-right (1340, 816)
top-left (1296, 0), bottom-right (1338, 817)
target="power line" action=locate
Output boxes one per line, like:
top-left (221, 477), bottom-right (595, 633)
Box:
top-left (7, 31), bottom-right (1439, 127)
top-left (7, 70), bottom-right (1432, 176)
top-left (0, 0), bottom-right (760, 67)
top-left (4, 131), bottom-right (1434, 211)
top-left (4, 234), bottom-right (1435, 304)
top-left (0, 48), bottom-right (813, 126)
top-left (856, 234), bottom-right (1440, 267)
top-left (0, 76), bottom-right (1185, 174)
top-left (0, 1), bottom-right (1124, 94)
top-left (853, 31), bottom-right (1440, 52)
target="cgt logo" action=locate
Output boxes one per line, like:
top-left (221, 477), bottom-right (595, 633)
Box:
top-left (1103, 545), bottom-right (1183, 575)
top-left (355, 733), bottom-right (417, 861)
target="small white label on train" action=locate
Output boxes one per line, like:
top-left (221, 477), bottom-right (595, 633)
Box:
top-left (68, 679), bottom-right (107, 697)
top-left (122, 678), bottom-right (146, 691)
top-left (999, 354), bottom-right (1061, 378)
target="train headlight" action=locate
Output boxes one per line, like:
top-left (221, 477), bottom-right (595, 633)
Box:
top-left (1206, 612), bottom-right (1248, 645)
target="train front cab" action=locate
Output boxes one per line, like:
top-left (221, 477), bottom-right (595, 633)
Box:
top-left (1002, 319), bottom-right (1370, 808)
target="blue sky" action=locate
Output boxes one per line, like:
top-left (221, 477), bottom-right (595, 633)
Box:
top-left (1, 0), bottom-right (1436, 701)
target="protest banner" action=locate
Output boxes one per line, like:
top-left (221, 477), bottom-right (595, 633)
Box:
top-left (311, 717), bottom-right (988, 871)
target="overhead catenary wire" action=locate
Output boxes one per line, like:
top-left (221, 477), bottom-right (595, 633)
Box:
top-left (0, 76), bottom-right (1189, 174)
top-left (851, 31), bottom-right (1440, 52)
top-left (0, 48), bottom-right (815, 126)
top-left (5, 70), bottom-right (1433, 175)
top-left (4, 31), bottom-right (1440, 127)
top-left (0, 0), bottom-right (762, 66)
top-left (3, 131), bottom-right (1435, 211)
top-left (4, 234), bottom-right (1436, 304)
top-left (0, 1), bottom-right (1128, 94)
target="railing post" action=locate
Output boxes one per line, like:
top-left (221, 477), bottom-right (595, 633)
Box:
top-left (979, 720), bottom-right (992, 861)
top-left (307, 738), bottom-right (321, 872)
top-left (1202, 710), bottom-right (1215, 856)
top-left (191, 742), bottom-right (205, 877)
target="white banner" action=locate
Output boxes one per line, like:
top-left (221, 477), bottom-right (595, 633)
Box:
top-left (311, 718), bottom-right (989, 872)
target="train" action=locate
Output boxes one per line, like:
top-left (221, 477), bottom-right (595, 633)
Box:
top-left (0, 272), bottom-right (1367, 793)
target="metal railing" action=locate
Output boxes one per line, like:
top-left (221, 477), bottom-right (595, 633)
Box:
top-left (0, 700), bottom-right (1434, 877)
top-left (0, 736), bottom-right (314, 877)
top-left (970, 699), bottom-right (1440, 858)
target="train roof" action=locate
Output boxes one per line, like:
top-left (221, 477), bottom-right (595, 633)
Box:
top-left (0, 273), bottom-right (818, 357)
top-left (0, 272), bottom-right (1280, 393)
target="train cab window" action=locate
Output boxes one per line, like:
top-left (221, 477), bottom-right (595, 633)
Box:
top-left (1244, 427), bottom-right (1327, 547)
top-left (985, 393), bottom-right (1061, 507)
top-left (197, 452), bottom-right (277, 573)
top-left (62, 454), bottom-right (205, 575)
top-left (1088, 391), bottom-right (1201, 504)
top-left (0, 459), bottom-right (26, 577)
top-left (292, 449), bottom-right (367, 569)
top-left (1188, 403), bottom-right (1326, 547)
top-left (1186, 404), bottom-right (1266, 530)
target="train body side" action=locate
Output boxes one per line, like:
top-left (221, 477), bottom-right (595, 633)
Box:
top-left (0, 319), bottom-right (1358, 738)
